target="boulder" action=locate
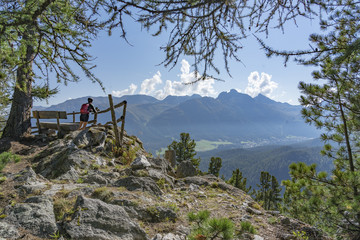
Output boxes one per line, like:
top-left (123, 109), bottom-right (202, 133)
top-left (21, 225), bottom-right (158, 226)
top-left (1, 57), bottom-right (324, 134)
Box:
top-left (131, 155), bottom-right (151, 170)
top-left (3, 196), bottom-right (57, 238)
top-left (63, 196), bottom-right (148, 240)
top-left (113, 176), bottom-right (163, 196)
top-left (176, 161), bottom-right (197, 178)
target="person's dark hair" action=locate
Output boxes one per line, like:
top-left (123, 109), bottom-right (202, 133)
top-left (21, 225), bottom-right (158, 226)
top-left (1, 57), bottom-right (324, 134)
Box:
top-left (88, 98), bottom-right (93, 103)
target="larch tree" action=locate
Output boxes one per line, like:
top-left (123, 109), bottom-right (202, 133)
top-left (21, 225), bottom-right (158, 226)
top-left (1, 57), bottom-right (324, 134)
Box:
top-left (0, 0), bottom-right (105, 139)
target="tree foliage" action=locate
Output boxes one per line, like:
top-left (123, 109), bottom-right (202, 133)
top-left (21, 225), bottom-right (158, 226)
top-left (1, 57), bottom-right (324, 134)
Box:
top-left (227, 168), bottom-right (251, 193)
top-left (187, 210), bottom-right (234, 240)
top-left (208, 157), bottom-right (222, 177)
top-left (254, 171), bottom-right (281, 211)
top-left (281, 5), bottom-right (360, 238)
top-left (168, 132), bottom-right (200, 167)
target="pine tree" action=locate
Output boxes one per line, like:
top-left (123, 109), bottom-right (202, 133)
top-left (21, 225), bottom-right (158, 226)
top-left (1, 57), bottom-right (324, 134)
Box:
top-left (255, 171), bottom-right (271, 210)
top-left (269, 175), bottom-right (282, 210)
top-left (281, 8), bottom-right (360, 238)
top-left (227, 168), bottom-right (251, 193)
top-left (168, 133), bottom-right (200, 168)
top-left (208, 157), bottom-right (222, 177)
top-left (254, 172), bottom-right (281, 210)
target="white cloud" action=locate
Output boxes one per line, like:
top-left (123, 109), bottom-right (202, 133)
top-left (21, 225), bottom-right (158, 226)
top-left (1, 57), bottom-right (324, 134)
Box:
top-left (244, 72), bottom-right (278, 98)
top-left (112, 83), bottom-right (138, 97)
top-left (143, 60), bottom-right (217, 99)
top-left (111, 60), bottom-right (217, 99)
top-left (140, 71), bottom-right (162, 95)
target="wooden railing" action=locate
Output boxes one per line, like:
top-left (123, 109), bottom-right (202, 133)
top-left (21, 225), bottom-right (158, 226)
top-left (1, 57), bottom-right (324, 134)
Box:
top-left (30, 94), bottom-right (127, 147)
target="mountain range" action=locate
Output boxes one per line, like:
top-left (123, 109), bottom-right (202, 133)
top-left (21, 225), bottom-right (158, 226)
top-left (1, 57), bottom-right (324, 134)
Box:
top-left (34, 89), bottom-right (320, 153)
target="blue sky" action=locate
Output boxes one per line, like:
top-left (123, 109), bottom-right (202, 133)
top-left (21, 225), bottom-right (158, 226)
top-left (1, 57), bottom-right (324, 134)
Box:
top-left (35, 16), bottom-right (321, 107)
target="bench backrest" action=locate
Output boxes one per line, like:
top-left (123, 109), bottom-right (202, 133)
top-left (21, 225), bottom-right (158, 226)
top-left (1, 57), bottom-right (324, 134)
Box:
top-left (33, 111), bottom-right (67, 119)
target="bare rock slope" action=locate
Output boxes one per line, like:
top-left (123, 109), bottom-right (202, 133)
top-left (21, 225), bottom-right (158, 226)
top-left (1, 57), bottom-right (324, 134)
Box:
top-left (0, 126), bottom-right (329, 240)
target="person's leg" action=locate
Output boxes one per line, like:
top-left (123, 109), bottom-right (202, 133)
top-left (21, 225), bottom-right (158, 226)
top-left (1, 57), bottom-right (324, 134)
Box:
top-left (78, 121), bottom-right (84, 130)
top-left (82, 122), bottom-right (88, 130)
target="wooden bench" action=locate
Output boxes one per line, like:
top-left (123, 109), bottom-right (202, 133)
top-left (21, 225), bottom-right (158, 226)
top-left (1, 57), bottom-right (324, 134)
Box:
top-left (32, 111), bottom-right (79, 136)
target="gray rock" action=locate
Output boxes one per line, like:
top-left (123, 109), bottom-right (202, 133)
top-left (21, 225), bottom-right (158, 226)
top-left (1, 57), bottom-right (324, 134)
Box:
top-left (4, 196), bottom-right (57, 238)
top-left (246, 207), bottom-right (263, 215)
top-left (12, 166), bottom-right (40, 184)
top-left (189, 183), bottom-right (200, 191)
top-left (148, 168), bottom-right (174, 187)
top-left (83, 172), bottom-right (108, 185)
top-left (254, 235), bottom-right (264, 240)
top-left (63, 196), bottom-right (148, 240)
top-left (183, 176), bottom-right (210, 187)
top-left (148, 157), bottom-right (174, 174)
top-left (131, 155), bottom-right (151, 170)
top-left (176, 161), bottom-right (197, 178)
top-left (113, 176), bottom-right (163, 195)
top-left (56, 166), bottom-right (79, 182)
top-left (0, 222), bottom-right (19, 239)
top-left (34, 148), bottom-right (106, 180)
top-left (152, 233), bottom-right (184, 240)
top-left (72, 128), bottom-right (106, 148)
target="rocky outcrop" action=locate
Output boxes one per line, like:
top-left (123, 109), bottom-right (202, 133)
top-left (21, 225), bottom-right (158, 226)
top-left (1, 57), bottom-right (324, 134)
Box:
top-left (2, 196), bottom-right (57, 238)
top-left (63, 196), bottom-right (148, 240)
top-left (0, 127), bottom-right (332, 240)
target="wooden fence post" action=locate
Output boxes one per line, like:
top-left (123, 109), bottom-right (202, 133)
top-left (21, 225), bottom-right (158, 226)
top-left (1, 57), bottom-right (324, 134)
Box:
top-left (73, 111), bottom-right (75, 123)
top-left (120, 101), bottom-right (127, 145)
top-left (94, 112), bottom-right (98, 125)
top-left (108, 94), bottom-right (121, 148)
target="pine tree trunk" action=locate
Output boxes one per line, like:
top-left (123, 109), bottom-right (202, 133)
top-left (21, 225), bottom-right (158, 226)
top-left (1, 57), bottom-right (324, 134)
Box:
top-left (2, 43), bottom-right (34, 139)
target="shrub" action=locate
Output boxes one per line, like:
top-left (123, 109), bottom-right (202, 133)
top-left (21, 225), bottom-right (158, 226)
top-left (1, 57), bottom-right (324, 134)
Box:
top-left (188, 210), bottom-right (234, 240)
top-left (0, 152), bottom-right (21, 171)
top-left (292, 231), bottom-right (309, 240)
top-left (240, 221), bottom-right (257, 234)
